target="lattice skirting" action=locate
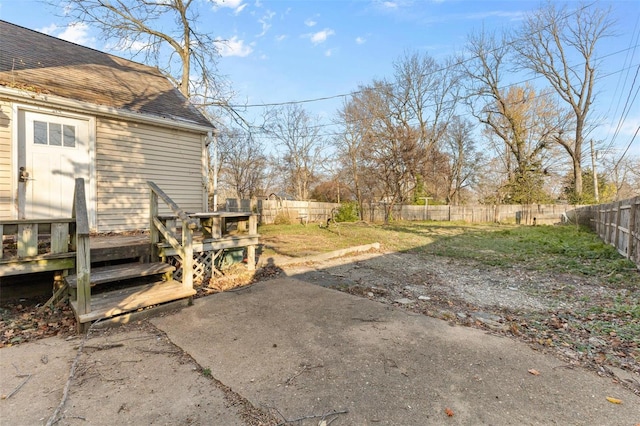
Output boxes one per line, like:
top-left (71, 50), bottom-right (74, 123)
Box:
top-left (168, 249), bottom-right (223, 284)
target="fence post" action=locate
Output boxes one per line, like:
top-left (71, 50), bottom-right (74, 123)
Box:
top-left (628, 197), bottom-right (638, 262)
top-left (614, 201), bottom-right (622, 248)
top-left (604, 204), bottom-right (610, 244)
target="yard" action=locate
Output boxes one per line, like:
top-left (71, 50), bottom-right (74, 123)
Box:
top-left (2, 221), bottom-right (639, 394)
top-left (253, 221), bottom-right (640, 392)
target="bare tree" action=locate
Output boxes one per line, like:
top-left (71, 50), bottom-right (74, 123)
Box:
top-left (348, 81), bottom-right (428, 222)
top-left (464, 29), bottom-right (562, 204)
top-left (331, 53), bottom-right (459, 220)
top-left (57, 0), bottom-right (238, 123)
top-left (513, 2), bottom-right (615, 200)
top-left (334, 95), bottom-right (373, 219)
top-left (443, 116), bottom-right (482, 205)
top-left (265, 104), bottom-right (325, 200)
top-left (392, 52), bottom-right (460, 155)
top-left (216, 128), bottom-right (268, 199)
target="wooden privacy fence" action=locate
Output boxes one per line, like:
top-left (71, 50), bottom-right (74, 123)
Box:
top-left (228, 199), bottom-right (338, 225)
top-left (226, 198), bottom-right (580, 226)
top-left (361, 203), bottom-right (576, 225)
top-left (575, 197), bottom-right (640, 265)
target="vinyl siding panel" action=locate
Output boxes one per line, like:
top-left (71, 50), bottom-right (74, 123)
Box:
top-left (0, 100), bottom-right (12, 219)
top-left (95, 118), bottom-right (206, 233)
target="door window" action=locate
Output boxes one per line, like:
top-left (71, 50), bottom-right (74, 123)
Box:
top-left (33, 120), bottom-right (77, 147)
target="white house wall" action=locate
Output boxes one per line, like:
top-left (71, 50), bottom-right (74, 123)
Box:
top-left (0, 100), bottom-right (12, 219)
top-left (95, 117), bottom-right (206, 232)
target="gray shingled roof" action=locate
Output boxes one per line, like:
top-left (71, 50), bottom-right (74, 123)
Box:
top-left (0, 20), bottom-right (213, 129)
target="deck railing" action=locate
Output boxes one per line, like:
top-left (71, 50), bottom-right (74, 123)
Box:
top-left (0, 219), bottom-right (75, 268)
top-left (148, 181), bottom-right (199, 290)
top-left (148, 181), bottom-right (259, 284)
top-left (0, 216), bottom-right (76, 278)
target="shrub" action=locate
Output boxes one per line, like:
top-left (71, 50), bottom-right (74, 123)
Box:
top-left (273, 212), bottom-right (292, 225)
top-left (334, 202), bottom-right (360, 222)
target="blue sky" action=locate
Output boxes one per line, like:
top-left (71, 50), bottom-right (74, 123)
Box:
top-left (1, 0), bottom-right (639, 159)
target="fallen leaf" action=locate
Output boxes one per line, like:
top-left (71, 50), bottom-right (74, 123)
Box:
top-left (605, 396), bottom-right (622, 404)
top-left (444, 408), bottom-right (454, 417)
top-left (528, 369), bottom-right (540, 376)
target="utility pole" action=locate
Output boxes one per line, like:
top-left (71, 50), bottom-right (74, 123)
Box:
top-left (590, 139), bottom-right (599, 203)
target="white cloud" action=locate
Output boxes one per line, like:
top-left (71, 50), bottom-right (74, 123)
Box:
top-left (212, 0), bottom-right (244, 9)
top-left (219, 36), bottom-right (253, 57)
top-left (275, 34), bottom-right (287, 42)
top-left (37, 24), bottom-right (58, 35)
top-left (59, 23), bottom-right (94, 45)
top-left (463, 10), bottom-right (525, 21)
top-left (257, 10), bottom-right (275, 37)
top-left (234, 3), bottom-right (248, 14)
top-left (306, 28), bottom-right (335, 45)
top-left (107, 37), bottom-right (150, 53)
top-left (39, 22), bottom-right (95, 47)
top-left (304, 18), bottom-right (317, 27)
top-left (324, 48), bottom-right (335, 57)
top-left (355, 36), bottom-right (366, 45)
top-left (382, 1), bottom-right (398, 9)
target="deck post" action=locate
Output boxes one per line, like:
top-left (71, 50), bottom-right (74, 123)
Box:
top-left (246, 214), bottom-right (257, 271)
top-left (73, 178), bottom-right (91, 318)
top-left (182, 220), bottom-right (194, 289)
top-left (150, 189), bottom-right (159, 261)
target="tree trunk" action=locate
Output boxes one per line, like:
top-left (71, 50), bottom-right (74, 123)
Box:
top-left (573, 155), bottom-right (583, 199)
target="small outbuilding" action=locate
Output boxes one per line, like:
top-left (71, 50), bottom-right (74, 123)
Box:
top-left (0, 20), bottom-right (214, 231)
top-left (0, 21), bottom-right (259, 329)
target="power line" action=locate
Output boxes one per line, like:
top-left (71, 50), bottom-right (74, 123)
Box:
top-left (241, 60), bottom-right (639, 140)
top-left (611, 125), bottom-right (640, 172)
top-left (225, 2), bottom-right (608, 111)
top-left (601, 15), bottom-right (640, 157)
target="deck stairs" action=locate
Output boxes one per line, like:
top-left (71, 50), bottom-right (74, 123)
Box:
top-left (66, 258), bottom-right (195, 325)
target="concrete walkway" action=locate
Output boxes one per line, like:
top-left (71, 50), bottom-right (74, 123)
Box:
top-left (152, 278), bottom-right (639, 425)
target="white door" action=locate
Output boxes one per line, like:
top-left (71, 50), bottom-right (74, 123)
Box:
top-left (19, 110), bottom-right (90, 219)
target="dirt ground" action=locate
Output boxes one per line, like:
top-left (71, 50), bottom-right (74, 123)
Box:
top-left (1, 246), bottom-right (639, 425)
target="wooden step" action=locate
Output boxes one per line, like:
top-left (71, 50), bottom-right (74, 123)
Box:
top-left (66, 262), bottom-right (175, 288)
top-left (70, 280), bottom-right (195, 323)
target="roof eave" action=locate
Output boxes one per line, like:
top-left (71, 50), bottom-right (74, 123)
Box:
top-left (0, 86), bottom-right (216, 134)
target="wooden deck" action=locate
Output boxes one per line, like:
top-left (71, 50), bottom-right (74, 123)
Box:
top-left (0, 234), bottom-right (150, 277)
top-left (2, 179), bottom-right (260, 331)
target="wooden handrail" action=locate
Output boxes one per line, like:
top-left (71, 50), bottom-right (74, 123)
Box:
top-left (147, 181), bottom-right (199, 229)
top-left (148, 181), bottom-right (195, 289)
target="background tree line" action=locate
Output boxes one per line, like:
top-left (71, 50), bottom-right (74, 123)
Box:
top-left (59, 1), bottom-right (640, 216)
top-left (215, 1), bottom-right (639, 217)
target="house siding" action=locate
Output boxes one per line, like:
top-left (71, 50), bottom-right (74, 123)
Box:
top-left (0, 100), bottom-right (12, 219)
top-left (95, 117), bottom-right (206, 232)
